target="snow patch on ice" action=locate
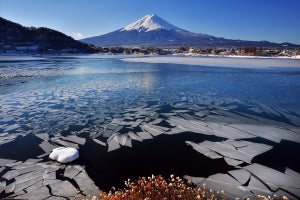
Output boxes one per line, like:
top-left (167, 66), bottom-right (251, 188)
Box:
top-left (49, 147), bottom-right (79, 163)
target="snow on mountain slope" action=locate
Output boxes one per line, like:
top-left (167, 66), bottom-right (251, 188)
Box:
top-left (80, 14), bottom-right (298, 47)
top-left (120, 14), bottom-right (182, 32)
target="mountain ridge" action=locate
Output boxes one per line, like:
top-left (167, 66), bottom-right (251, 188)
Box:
top-left (0, 17), bottom-right (92, 53)
top-left (81, 14), bottom-right (299, 48)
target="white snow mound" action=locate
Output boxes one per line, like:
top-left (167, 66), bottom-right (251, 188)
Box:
top-left (49, 147), bottom-right (79, 163)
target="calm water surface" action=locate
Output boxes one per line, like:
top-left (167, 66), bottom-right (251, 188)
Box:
top-left (1, 56), bottom-right (300, 109)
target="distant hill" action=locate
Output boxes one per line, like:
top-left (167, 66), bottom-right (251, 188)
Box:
top-left (81, 14), bottom-right (299, 48)
top-left (0, 17), bottom-right (92, 54)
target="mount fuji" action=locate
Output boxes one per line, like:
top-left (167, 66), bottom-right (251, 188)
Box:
top-left (81, 14), bottom-right (297, 47)
top-left (120, 14), bottom-right (182, 33)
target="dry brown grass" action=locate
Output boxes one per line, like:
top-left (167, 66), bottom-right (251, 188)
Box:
top-left (100, 174), bottom-right (222, 200)
top-left (98, 175), bottom-right (290, 200)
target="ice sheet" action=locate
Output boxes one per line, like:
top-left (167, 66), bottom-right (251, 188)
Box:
top-left (16, 187), bottom-right (50, 200)
top-left (122, 56), bottom-right (300, 69)
top-left (63, 135), bottom-right (86, 145)
top-left (39, 141), bottom-right (57, 153)
top-left (128, 132), bottom-right (143, 142)
top-left (93, 138), bottom-right (106, 146)
top-left (74, 172), bottom-right (99, 196)
top-left (141, 124), bottom-right (164, 136)
top-left (49, 180), bottom-right (77, 197)
top-left (224, 157), bottom-right (243, 166)
top-left (167, 117), bottom-right (212, 135)
top-left (190, 140), bottom-right (273, 164)
top-left (246, 175), bottom-right (273, 195)
top-left (228, 169), bottom-right (250, 185)
top-left (208, 173), bottom-right (241, 185)
top-left (136, 131), bottom-right (153, 140)
top-left (244, 164), bottom-right (300, 189)
top-left (107, 137), bottom-right (121, 152)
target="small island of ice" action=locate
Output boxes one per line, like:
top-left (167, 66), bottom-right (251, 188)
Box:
top-left (49, 147), bottom-right (79, 163)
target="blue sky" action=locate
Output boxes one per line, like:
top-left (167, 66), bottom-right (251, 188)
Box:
top-left (1, 0), bottom-right (300, 44)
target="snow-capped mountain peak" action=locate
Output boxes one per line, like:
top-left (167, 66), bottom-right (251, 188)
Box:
top-left (81, 14), bottom-right (293, 47)
top-left (120, 14), bottom-right (181, 32)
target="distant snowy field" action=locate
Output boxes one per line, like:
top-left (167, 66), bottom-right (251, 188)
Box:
top-left (122, 55), bottom-right (300, 68)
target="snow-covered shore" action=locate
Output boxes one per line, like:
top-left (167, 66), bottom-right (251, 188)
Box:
top-left (122, 55), bottom-right (300, 69)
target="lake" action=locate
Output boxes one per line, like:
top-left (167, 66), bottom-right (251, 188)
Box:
top-left (0, 55), bottom-right (300, 199)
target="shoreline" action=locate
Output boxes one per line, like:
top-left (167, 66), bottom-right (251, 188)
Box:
top-left (121, 55), bottom-right (300, 69)
top-left (1, 53), bottom-right (299, 59)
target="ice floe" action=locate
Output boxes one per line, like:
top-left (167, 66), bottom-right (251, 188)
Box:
top-left (39, 141), bottom-right (56, 153)
top-left (49, 180), bottom-right (78, 197)
top-left (167, 117), bottom-right (213, 135)
top-left (128, 131), bottom-right (143, 142)
top-left (284, 167), bottom-right (300, 178)
top-left (51, 139), bottom-right (78, 149)
top-left (246, 175), bottom-right (273, 196)
top-left (244, 163), bottom-right (300, 189)
top-left (224, 157), bottom-right (244, 166)
top-left (136, 131), bottom-right (153, 140)
top-left (107, 135), bottom-right (121, 152)
top-left (201, 177), bottom-right (253, 198)
top-left (141, 123), bottom-right (165, 136)
top-left (228, 169), bottom-right (250, 185)
top-left (74, 172), bottom-right (99, 196)
top-left (229, 124), bottom-right (300, 143)
top-left (0, 159), bottom-right (99, 199)
top-left (93, 138), bottom-right (106, 146)
top-left (62, 135), bottom-right (86, 145)
top-left (187, 140), bottom-right (273, 165)
top-left (185, 163), bottom-right (300, 199)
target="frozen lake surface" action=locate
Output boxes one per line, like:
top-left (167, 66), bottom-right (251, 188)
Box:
top-left (0, 55), bottom-right (300, 199)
